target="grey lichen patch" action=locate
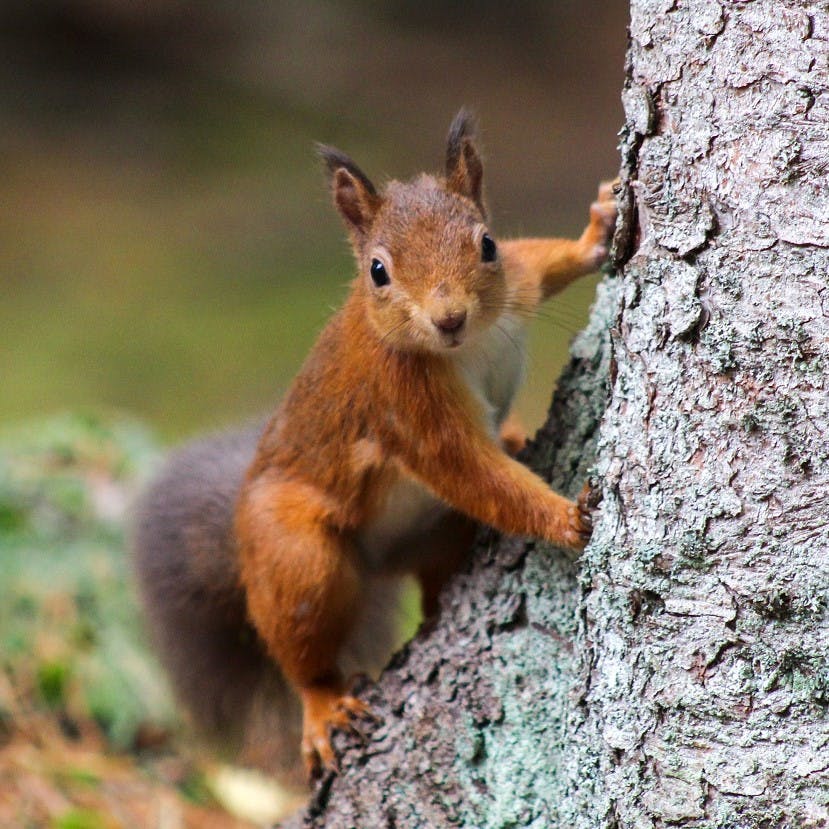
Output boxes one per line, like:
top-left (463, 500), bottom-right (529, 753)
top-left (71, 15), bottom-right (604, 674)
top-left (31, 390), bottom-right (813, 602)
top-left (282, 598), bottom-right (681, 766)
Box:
top-left (642, 769), bottom-right (706, 823)
top-left (455, 714), bottom-right (486, 765)
top-left (759, 646), bottom-right (829, 705)
top-left (533, 275), bottom-right (621, 490)
top-left (700, 323), bottom-right (738, 373)
top-left (750, 590), bottom-right (795, 620)
top-left (569, 278), bottom-right (621, 367)
top-left (689, 0), bottom-right (724, 39)
top-left (631, 0), bottom-right (829, 255)
top-left (615, 256), bottom-right (705, 350)
top-left (663, 261), bottom-right (703, 339)
top-left (621, 83), bottom-right (656, 138)
top-left (675, 528), bottom-right (715, 569)
top-left (461, 628), bottom-right (577, 828)
top-left (714, 3), bottom-right (816, 89)
top-left (761, 132), bottom-right (805, 186)
top-left (653, 197), bottom-right (716, 258)
top-left (635, 135), bottom-right (718, 257)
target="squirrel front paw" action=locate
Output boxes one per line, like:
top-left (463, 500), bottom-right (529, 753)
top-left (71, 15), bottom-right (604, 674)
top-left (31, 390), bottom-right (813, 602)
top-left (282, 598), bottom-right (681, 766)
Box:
top-left (580, 179), bottom-right (619, 270)
top-left (561, 482), bottom-right (600, 552)
top-left (563, 500), bottom-right (591, 551)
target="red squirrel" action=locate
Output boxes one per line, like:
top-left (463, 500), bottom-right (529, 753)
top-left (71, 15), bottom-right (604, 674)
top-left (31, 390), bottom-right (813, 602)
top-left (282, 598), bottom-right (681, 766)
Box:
top-left (133, 110), bottom-right (616, 782)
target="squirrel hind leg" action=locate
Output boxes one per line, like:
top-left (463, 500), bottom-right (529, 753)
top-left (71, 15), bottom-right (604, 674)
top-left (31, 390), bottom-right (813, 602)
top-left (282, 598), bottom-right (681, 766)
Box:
top-left (240, 576), bottom-right (401, 783)
top-left (237, 478), bottom-right (372, 777)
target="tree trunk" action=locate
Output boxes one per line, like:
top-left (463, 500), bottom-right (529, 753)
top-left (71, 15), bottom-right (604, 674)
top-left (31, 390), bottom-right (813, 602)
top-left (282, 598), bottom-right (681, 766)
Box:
top-left (288, 1), bottom-right (829, 825)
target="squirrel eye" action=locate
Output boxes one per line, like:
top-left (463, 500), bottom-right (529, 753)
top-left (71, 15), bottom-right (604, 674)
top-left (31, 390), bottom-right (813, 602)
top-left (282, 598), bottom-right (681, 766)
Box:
top-left (481, 233), bottom-right (497, 263)
top-left (370, 258), bottom-right (390, 287)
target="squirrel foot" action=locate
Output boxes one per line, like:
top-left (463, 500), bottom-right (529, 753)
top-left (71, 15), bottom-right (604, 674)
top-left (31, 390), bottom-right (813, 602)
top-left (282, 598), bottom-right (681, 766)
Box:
top-left (580, 179), bottom-right (619, 270)
top-left (300, 685), bottom-right (377, 780)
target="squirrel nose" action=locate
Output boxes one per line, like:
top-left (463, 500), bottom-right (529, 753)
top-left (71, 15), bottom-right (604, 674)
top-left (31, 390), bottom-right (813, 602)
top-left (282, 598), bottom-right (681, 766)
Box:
top-left (432, 309), bottom-right (467, 334)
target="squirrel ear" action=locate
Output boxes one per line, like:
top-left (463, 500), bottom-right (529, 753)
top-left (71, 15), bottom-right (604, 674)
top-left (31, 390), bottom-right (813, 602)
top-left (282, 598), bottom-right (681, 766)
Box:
top-left (445, 108), bottom-right (485, 212)
top-left (317, 144), bottom-right (381, 236)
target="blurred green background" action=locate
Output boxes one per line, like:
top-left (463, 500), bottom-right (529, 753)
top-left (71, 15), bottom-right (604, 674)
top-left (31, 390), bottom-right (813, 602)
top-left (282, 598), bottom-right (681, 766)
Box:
top-left (1, 0), bottom-right (627, 441)
top-left (0, 3), bottom-right (628, 822)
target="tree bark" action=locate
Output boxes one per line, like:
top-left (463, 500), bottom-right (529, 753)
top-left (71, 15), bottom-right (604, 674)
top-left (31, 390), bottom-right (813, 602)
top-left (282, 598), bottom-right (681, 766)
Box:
top-left (288, 1), bottom-right (829, 825)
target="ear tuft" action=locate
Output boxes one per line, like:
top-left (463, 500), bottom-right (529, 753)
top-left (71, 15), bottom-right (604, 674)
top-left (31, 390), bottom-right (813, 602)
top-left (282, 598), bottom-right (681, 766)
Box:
top-left (445, 108), bottom-right (477, 171)
top-left (316, 143), bottom-right (381, 236)
top-left (317, 144), bottom-right (378, 198)
top-left (445, 109), bottom-right (485, 211)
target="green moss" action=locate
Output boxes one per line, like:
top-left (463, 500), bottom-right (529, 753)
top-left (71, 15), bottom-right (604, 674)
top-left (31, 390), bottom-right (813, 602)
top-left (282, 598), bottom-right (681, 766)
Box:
top-left (70, 618), bottom-right (98, 650)
top-left (0, 494), bottom-right (27, 533)
top-left (55, 767), bottom-right (101, 788)
top-left (52, 809), bottom-right (107, 829)
top-left (178, 769), bottom-right (216, 806)
top-left (37, 661), bottom-right (71, 708)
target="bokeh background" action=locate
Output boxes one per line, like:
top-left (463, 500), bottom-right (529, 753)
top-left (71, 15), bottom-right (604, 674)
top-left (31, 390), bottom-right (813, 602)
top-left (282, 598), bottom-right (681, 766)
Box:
top-left (0, 2), bottom-right (628, 825)
top-left (2, 0), bottom-right (627, 439)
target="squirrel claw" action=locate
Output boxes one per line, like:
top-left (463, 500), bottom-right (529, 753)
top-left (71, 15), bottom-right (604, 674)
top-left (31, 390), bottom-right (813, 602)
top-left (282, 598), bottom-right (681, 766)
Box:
top-left (301, 689), bottom-right (379, 781)
top-left (579, 479), bottom-right (602, 514)
top-left (303, 736), bottom-right (337, 781)
top-left (337, 693), bottom-right (379, 725)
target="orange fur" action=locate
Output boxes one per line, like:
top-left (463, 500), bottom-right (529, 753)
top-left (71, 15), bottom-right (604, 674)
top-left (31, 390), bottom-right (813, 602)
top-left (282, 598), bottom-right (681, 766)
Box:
top-left (235, 111), bottom-right (616, 777)
top-left (500, 412), bottom-right (527, 456)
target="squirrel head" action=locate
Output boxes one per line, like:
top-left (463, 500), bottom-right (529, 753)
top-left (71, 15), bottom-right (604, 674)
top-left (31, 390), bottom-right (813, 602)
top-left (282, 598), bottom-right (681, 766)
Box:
top-left (318, 109), bottom-right (507, 354)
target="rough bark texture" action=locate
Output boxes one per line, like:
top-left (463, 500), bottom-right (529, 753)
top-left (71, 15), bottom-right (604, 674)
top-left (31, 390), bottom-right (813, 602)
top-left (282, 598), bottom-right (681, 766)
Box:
top-left (574, 1), bottom-right (829, 825)
top-left (287, 2), bottom-right (829, 826)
